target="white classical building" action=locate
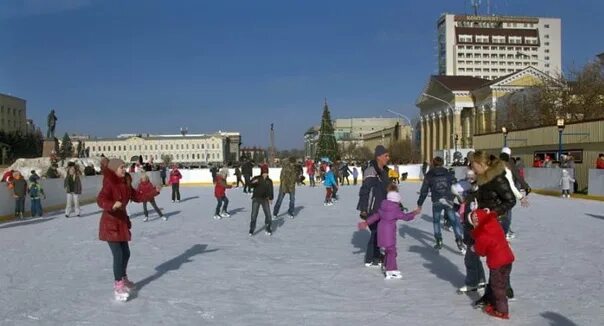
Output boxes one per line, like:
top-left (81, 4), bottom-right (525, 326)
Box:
top-left (86, 132), bottom-right (241, 165)
top-left (438, 14), bottom-right (561, 79)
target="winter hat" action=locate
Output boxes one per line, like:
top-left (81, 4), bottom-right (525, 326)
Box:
top-left (108, 159), bottom-right (125, 173)
top-left (386, 191), bottom-right (401, 203)
top-left (374, 145), bottom-right (388, 158)
top-left (501, 147), bottom-right (512, 156)
top-left (562, 169), bottom-right (568, 176)
top-left (260, 164), bottom-right (269, 174)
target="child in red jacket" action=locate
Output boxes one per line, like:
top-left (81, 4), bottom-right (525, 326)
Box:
top-left (469, 208), bottom-right (515, 320)
top-left (136, 173), bottom-right (163, 221)
top-left (214, 175), bottom-right (232, 219)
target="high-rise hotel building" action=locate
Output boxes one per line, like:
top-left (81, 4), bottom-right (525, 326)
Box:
top-left (437, 14), bottom-right (561, 80)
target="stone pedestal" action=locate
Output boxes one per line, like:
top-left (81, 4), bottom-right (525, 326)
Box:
top-left (42, 138), bottom-right (58, 157)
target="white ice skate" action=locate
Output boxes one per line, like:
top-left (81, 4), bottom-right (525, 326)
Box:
top-left (220, 211), bottom-right (231, 218)
top-left (162, 216), bottom-right (168, 221)
top-left (385, 270), bottom-right (402, 280)
top-left (114, 280), bottom-right (130, 302)
top-left (213, 215), bottom-right (222, 220)
top-left (457, 282), bottom-right (486, 293)
top-left (288, 214), bottom-right (294, 219)
top-left (143, 216), bottom-right (149, 222)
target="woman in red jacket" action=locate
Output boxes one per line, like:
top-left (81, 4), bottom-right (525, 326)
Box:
top-left (98, 159), bottom-right (147, 302)
top-left (469, 209), bottom-right (515, 319)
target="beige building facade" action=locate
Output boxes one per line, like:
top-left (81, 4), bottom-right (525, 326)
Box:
top-left (416, 66), bottom-right (551, 162)
top-left (473, 119), bottom-right (604, 190)
top-left (0, 93), bottom-right (27, 134)
top-left (362, 123), bottom-right (412, 151)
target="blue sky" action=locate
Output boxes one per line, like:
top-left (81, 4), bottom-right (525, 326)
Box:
top-left (1, 0), bottom-right (602, 149)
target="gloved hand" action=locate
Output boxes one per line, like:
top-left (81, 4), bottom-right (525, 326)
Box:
top-left (357, 221), bottom-right (368, 230)
top-left (127, 219), bottom-right (132, 230)
top-left (359, 211), bottom-right (368, 220)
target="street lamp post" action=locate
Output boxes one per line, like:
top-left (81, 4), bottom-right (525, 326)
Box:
top-left (454, 134), bottom-right (459, 152)
top-left (557, 118), bottom-right (565, 161)
top-left (501, 126), bottom-right (508, 147)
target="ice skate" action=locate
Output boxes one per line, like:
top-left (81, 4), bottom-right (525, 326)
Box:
top-left (456, 239), bottom-right (466, 254)
top-left (457, 282), bottom-right (486, 294)
top-left (385, 270), bottom-right (402, 280)
top-left (122, 276), bottom-right (136, 292)
top-left (433, 238), bottom-right (443, 250)
top-left (220, 211), bottom-right (230, 218)
top-left (288, 214), bottom-right (294, 219)
top-left (162, 216), bottom-right (167, 221)
top-left (143, 216), bottom-right (149, 222)
top-left (113, 280), bottom-right (130, 302)
top-left (213, 214), bottom-right (222, 220)
top-left (506, 231), bottom-right (516, 240)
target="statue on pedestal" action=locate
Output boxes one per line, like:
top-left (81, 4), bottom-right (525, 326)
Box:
top-left (47, 109), bottom-right (58, 139)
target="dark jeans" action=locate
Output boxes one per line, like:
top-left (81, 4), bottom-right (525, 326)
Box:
top-left (364, 222), bottom-right (381, 264)
top-left (432, 202), bottom-right (463, 240)
top-left (31, 198), bottom-right (43, 217)
top-left (353, 177), bottom-right (358, 185)
top-left (273, 191), bottom-right (295, 216)
top-left (171, 183), bottom-right (181, 201)
top-left (562, 189), bottom-right (570, 196)
top-left (236, 176), bottom-right (243, 187)
top-left (108, 241), bottom-right (130, 281)
top-left (215, 196), bottom-right (229, 215)
top-left (343, 176), bottom-right (350, 185)
top-left (243, 175), bottom-right (252, 192)
top-left (309, 174), bottom-right (315, 187)
top-left (501, 210), bottom-right (512, 234)
top-left (250, 198), bottom-right (272, 233)
top-left (143, 198), bottom-right (162, 217)
top-left (15, 196), bottom-right (25, 215)
top-left (160, 176), bottom-right (166, 186)
top-left (464, 243), bottom-right (486, 287)
top-left (484, 264), bottom-right (513, 314)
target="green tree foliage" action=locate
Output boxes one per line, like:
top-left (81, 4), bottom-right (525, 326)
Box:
top-left (316, 101), bottom-right (339, 161)
top-left (0, 130), bottom-right (44, 163)
top-left (59, 132), bottom-right (74, 160)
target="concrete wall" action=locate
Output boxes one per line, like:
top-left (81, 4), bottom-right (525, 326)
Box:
top-left (1, 172), bottom-right (161, 219)
top-left (588, 169), bottom-right (604, 196)
top-left (524, 168), bottom-right (574, 193)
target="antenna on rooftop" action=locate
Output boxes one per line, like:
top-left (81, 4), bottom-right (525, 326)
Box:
top-left (471, 0), bottom-right (481, 15)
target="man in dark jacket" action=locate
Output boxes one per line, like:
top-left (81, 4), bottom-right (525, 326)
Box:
top-left (357, 145), bottom-right (391, 267)
top-left (499, 147), bottom-right (530, 239)
top-left (242, 159), bottom-right (254, 193)
top-left (249, 164), bottom-right (274, 236)
top-left (417, 156), bottom-right (464, 251)
top-left (159, 164), bottom-right (167, 186)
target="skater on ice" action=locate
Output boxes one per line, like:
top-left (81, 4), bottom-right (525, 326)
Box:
top-left (416, 156), bottom-right (465, 252)
top-left (169, 164), bottom-right (182, 203)
top-left (468, 208), bottom-right (515, 320)
top-left (249, 164), bottom-right (274, 236)
top-left (273, 157), bottom-right (297, 218)
top-left (560, 169), bottom-right (575, 198)
top-left (357, 145), bottom-right (391, 267)
top-left (358, 184), bottom-right (420, 279)
top-left (97, 159), bottom-right (148, 302)
top-left (136, 172), bottom-right (163, 221)
top-left (214, 174), bottom-right (233, 219)
top-left (323, 163), bottom-right (337, 206)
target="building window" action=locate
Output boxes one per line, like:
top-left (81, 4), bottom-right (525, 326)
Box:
top-left (545, 56), bottom-right (550, 60)
top-left (544, 24), bottom-right (550, 28)
top-left (544, 42), bottom-right (550, 46)
top-left (545, 49), bottom-right (550, 53)
top-left (544, 34), bottom-right (550, 39)
top-left (545, 63), bottom-right (550, 67)
top-left (201, 144), bottom-right (204, 149)
top-left (458, 34), bottom-right (473, 43)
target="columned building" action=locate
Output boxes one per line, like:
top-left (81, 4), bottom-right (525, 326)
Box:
top-left (416, 66), bottom-right (552, 162)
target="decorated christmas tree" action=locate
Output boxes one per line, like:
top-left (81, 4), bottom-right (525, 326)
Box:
top-left (316, 99), bottom-right (339, 161)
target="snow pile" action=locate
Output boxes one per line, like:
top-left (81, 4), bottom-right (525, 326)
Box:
top-left (5, 157), bottom-right (102, 179)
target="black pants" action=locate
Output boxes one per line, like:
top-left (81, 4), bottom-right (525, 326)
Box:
top-left (364, 222), bottom-right (381, 264)
top-left (250, 198), bottom-right (272, 233)
top-left (161, 176), bottom-right (166, 186)
top-left (215, 196), bottom-right (229, 215)
top-left (143, 198), bottom-right (162, 217)
top-left (171, 183), bottom-right (181, 201)
top-left (243, 175), bottom-right (252, 193)
top-left (108, 241), bottom-right (130, 281)
top-left (309, 174), bottom-right (316, 187)
top-left (236, 176), bottom-right (243, 187)
top-left (484, 264), bottom-right (513, 314)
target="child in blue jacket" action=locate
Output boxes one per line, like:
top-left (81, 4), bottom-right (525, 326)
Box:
top-left (323, 165), bottom-right (337, 206)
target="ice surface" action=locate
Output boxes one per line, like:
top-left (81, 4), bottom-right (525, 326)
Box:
top-left (0, 182), bottom-right (602, 325)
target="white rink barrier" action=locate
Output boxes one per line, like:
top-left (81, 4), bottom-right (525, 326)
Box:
top-left (177, 164), bottom-right (424, 185)
top-left (0, 172), bottom-right (161, 219)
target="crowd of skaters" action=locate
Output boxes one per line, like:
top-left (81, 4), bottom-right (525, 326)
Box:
top-left (0, 145), bottom-right (588, 318)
